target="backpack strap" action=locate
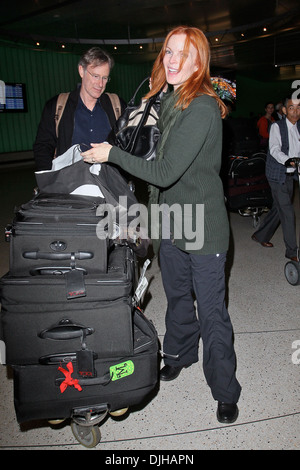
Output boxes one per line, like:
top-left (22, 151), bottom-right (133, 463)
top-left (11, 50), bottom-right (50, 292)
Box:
top-left (55, 92), bottom-right (70, 137)
top-left (106, 93), bottom-right (121, 120)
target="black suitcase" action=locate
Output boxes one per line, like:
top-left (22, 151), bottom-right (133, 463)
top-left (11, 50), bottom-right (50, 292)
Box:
top-left (6, 193), bottom-right (110, 276)
top-left (226, 154), bottom-right (273, 212)
top-left (12, 308), bottom-right (159, 424)
top-left (0, 245), bottom-right (136, 365)
top-left (224, 117), bottom-right (260, 157)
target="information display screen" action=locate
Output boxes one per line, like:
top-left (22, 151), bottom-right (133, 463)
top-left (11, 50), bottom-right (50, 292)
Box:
top-left (0, 82), bottom-right (28, 112)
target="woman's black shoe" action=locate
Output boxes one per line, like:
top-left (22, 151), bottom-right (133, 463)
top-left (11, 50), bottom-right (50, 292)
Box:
top-left (217, 402), bottom-right (239, 423)
top-left (160, 365), bottom-right (183, 381)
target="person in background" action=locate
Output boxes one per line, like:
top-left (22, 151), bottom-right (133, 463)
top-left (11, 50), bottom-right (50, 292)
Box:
top-left (257, 102), bottom-right (275, 151)
top-left (33, 47), bottom-right (126, 171)
top-left (81, 26), bottom-right (242, 424)
top-left (252, 96), bottom-right (300, 261)
top-left (273, 101), bottom-right (284, 121)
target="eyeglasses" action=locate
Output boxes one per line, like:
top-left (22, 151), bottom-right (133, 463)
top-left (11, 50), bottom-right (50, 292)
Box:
top-left (85, 68), bottom-right (111, 83)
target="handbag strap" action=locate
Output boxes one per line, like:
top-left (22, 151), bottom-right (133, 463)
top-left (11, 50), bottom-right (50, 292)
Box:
top-left (128, 77), bottom-right (150, 106)
top-left (128, 93), bottom-right (158, 147)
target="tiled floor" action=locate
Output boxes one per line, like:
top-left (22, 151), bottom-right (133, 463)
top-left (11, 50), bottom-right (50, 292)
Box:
top-left (0, 162), bottom-right (299, 450)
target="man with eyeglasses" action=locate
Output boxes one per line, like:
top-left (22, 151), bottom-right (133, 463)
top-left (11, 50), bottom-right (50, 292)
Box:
top-left (33, 47), bottom-right (126, 171)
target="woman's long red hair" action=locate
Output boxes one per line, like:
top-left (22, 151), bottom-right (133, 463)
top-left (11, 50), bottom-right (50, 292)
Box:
top-left (144, 26), bottom-right (227, 118)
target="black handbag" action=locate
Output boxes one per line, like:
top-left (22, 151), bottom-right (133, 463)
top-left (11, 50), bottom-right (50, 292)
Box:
top-left (113, 77), bottom-right (163, 161)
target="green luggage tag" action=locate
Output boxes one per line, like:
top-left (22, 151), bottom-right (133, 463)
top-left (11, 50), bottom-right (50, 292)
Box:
top-left (110, 360), bottom-right (134, 381)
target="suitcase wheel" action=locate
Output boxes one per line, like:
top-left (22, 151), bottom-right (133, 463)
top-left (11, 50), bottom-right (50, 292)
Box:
top-left (109, 407), bottom-right (129, 417)
top-left (71, 404), bottom-right (108, 448)
top-left (237, 207), bottom-right (263, 228)
top-left (71, 422), bottom-right (101, 448)
top-left (48, 418), bottom-right (66, 425)
top-left (284, 260), bottom-right (300, 286)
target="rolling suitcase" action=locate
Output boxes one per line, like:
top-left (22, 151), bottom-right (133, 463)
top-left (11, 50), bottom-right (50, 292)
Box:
top-left (224, 117), bottom-right (260, 156)
top-left (0, 245), bottom-right (136, 365)
top-left (12, 307), bottom-right (159, 424)
top-left (6, 193), bottom-right (109, 276)
top-left (226, 153), bottom-right (273, 223)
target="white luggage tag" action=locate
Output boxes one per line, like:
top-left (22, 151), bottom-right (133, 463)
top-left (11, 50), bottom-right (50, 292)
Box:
top-left (133, 259), bottom-right (151, 306)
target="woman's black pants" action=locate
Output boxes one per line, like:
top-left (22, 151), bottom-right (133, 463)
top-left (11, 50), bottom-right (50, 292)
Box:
top-left (159, 238), bottom-right (241, 404)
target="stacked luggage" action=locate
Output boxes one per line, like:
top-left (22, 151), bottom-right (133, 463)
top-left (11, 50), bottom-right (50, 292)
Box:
top-left (0, 157), bottom-right (158, 448)
top-left (226, 153), bottom-right (273, 216)
top-left (223, 117), bottom-right (261, 157)
top-left (222, 118), bottom-right (273, 226)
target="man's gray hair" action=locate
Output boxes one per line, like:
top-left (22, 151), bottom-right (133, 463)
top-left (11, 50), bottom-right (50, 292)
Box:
top-left (78, 47), bottom-right (114, 70)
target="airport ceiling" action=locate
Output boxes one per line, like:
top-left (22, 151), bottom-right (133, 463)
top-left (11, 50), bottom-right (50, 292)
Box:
top-left (1, 0), bottom-right (300, 80)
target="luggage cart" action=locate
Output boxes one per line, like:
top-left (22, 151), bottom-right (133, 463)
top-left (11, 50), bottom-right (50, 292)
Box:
top-left (284, 158), bottom-right (300, 286)
top-left (226, 153), bottom-right (273, 228)
top-left (1, 247), bottom-right (158, 448)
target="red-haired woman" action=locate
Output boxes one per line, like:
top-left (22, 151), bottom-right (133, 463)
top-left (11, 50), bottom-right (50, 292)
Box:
top-left (81, 26), bottom-right (241, 424)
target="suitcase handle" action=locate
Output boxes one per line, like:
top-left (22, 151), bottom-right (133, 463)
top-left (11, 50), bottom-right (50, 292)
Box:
top-left (30, 266), bottom-right (87, 275)
top-left (23, 251), bottom-right (93, 260)
top-left (55, 371), bottom-right (111, 387)
top-left (39, 352), bottom-right (77, 364)
top-left (39, 351), bottom-right (98, 364)
top-left (39, 319), bottom-right (94, 341)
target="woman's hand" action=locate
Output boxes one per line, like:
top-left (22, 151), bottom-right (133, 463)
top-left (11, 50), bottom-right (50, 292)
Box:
top-left (81, 142), bottom-right (112, 164)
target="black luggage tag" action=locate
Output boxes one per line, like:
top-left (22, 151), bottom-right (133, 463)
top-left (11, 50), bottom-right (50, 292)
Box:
top-left (65, 269), bottom-right (86, 299)
top-left (76, 328), bottom-right (96, 378)
top-left (76, 349), bottom-right (95, 378)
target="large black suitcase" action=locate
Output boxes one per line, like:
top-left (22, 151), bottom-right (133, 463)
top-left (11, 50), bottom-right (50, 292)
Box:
top-left (223, 117), bottom-right (260, 157)
top-left (226, 153), bottom-right (273, 212)
top-left (0, 245), bottom-right (136, 365)
top-left (6, 194), bottom-right (109, 276)
top-left (12, 308), bottom-right (159, 424)
top-left (6, 193), bottom-right (110, 276)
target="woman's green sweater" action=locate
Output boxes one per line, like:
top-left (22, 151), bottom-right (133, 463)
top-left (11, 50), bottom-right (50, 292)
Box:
top-left (108, 91), bottom-right (229, 255)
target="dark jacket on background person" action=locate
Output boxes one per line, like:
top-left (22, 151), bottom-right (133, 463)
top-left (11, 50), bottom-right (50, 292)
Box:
top-left (33, 86), bottom-right (126, 171)
top-left (266, 118), bottom-right (300, 183)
